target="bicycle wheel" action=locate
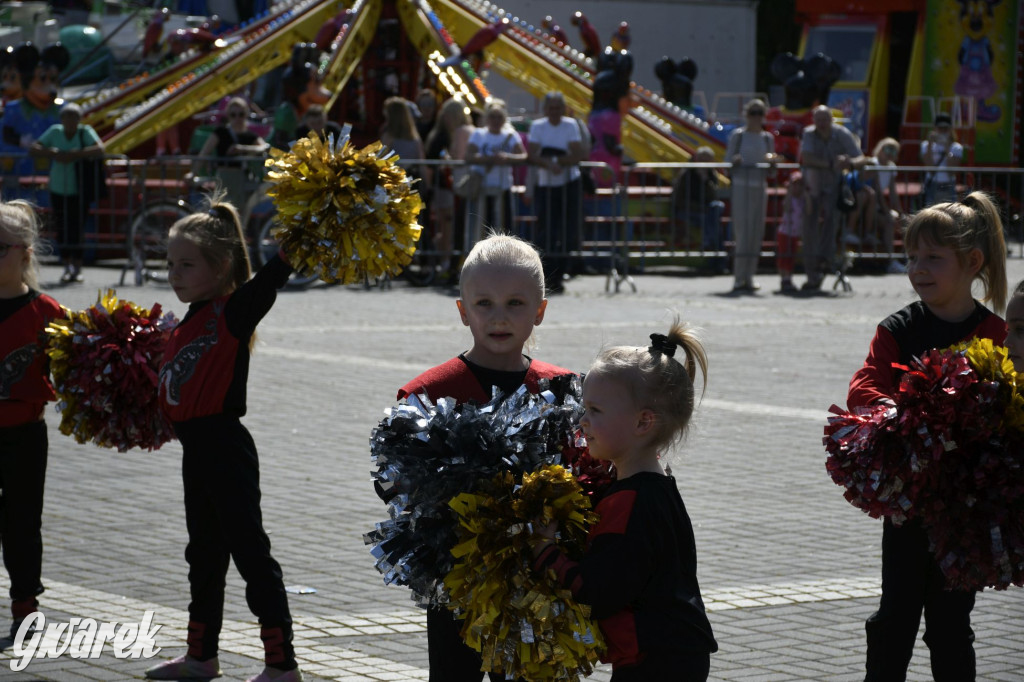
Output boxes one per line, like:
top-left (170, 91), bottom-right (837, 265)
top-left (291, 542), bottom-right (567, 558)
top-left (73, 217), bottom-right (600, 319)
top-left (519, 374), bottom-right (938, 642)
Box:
top-left (129, 200), bottom-right (189, 284)
top-left (256, 215), bottom-right (319, 288)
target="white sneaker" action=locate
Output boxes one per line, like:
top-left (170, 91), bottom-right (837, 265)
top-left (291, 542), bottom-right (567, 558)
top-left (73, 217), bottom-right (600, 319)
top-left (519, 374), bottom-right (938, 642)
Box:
top-left (246, 667), bottom-right (303, 682)
top-left (886, 260), bottom-right (907, 274)
top-left (145, 654), bottom-right (222, 679)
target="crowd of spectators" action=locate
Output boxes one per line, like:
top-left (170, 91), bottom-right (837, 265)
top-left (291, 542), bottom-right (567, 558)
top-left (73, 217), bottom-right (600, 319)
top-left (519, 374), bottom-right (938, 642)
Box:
top-left (0, 34), bottom-right (976, 293)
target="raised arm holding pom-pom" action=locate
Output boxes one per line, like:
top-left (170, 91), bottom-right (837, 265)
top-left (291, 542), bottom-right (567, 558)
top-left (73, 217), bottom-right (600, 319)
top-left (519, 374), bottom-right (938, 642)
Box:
top-left (0, 200), bottom-right (62, 640)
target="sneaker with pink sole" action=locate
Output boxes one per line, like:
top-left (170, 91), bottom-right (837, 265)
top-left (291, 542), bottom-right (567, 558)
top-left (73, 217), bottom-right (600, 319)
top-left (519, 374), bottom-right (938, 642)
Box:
top-left (145, 654), bottom-right (222, 680)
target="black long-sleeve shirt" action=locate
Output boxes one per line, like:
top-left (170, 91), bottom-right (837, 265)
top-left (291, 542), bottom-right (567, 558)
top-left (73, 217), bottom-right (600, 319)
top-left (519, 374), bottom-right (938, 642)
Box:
top-left (848, 300), bottom-right (1006, 408)
top-left (534, 472), bottom-right (717, 668)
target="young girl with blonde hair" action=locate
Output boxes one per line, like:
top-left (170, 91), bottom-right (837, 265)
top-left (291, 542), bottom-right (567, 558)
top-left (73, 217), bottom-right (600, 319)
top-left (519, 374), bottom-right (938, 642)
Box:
top-left (532, 319), bottom-right (718, 680)
top-left (146, 196), bottom-right (302, 682)
top-left (0, 200), bottom-right (62, 639)
top-left (848, 192), bottom-right (1007, 679)
top-left (392, 232), bottom-right (574, 680)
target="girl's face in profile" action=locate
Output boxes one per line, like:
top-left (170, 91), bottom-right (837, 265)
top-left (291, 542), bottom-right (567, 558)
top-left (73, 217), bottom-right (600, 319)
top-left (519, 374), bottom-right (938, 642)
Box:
top-left (167, 236), bottom-right (229, 303)
top-left (1005, 294), bottom-right (1024, 372)
top-left (579, 373), bottom-right (639, 464)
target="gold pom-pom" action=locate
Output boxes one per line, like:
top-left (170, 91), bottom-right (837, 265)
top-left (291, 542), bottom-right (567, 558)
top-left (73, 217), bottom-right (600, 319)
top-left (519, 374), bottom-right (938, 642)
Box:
top-left (948, 337), bottom-right (1024, 433)
top-left (264, 128), bottom-right (423, 284)
top-left (445, 465), bottom-right (604, 681)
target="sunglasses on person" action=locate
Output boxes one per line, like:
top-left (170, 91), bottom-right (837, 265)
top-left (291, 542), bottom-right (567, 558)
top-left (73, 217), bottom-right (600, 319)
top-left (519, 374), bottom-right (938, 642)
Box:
top-left (0, 242), bottom-right (26, 258)
top-left (228, 110), bottom-right (246, 119)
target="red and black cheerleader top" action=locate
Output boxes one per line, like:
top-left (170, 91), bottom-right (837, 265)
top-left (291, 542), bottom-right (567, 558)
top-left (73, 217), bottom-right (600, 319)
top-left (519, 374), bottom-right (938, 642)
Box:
top-left (158, 256), bottom-right (292, 423)
top-left (0, 289), bottom-right (62, 427)
top-left (533, 472), bottom-right (718, 668)
top-left (848, 300), bottom-right (1006, 408)
top-left (398, 354), bottom-right (572, 404)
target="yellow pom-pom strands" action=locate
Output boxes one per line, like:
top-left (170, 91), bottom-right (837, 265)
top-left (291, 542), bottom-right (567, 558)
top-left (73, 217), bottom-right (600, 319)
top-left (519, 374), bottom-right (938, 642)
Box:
top-left (265, 127), bottom-right (423, 284)
top-left (948, 337), bottom-right (1024, 433)
top-left (445, 465), bottom-right (604, 681)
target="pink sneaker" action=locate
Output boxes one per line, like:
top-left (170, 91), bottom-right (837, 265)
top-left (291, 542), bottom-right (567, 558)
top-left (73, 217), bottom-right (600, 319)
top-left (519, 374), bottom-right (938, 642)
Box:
top-left (245, 666), bottom-right (304, 682)
top-left (145, 654), bottom-right (222, 680)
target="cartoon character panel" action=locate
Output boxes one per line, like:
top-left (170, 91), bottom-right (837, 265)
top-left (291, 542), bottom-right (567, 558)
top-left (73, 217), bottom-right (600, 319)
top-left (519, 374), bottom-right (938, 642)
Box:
top-left (923, 0), bottom-right (1019, 163)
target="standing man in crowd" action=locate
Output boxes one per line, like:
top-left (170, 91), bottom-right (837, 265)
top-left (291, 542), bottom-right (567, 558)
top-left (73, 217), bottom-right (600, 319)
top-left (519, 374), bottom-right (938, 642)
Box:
top-left (799, 105), bottom-right (865, 291)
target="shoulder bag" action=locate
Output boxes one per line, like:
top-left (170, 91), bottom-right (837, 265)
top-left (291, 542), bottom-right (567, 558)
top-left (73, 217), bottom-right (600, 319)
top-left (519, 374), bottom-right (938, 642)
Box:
top-left (837, 173), bottom-right (857, 213)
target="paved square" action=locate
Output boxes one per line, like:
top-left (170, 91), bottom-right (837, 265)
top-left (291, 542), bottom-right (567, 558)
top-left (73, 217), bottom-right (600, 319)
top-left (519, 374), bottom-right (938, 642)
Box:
top-left (2, 257), bottom-right (1022, 680)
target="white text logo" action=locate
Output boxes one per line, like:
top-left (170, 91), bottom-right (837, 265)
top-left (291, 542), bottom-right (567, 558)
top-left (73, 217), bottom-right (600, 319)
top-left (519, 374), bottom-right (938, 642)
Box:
top-left (11, 611), bottom-right (163, 672)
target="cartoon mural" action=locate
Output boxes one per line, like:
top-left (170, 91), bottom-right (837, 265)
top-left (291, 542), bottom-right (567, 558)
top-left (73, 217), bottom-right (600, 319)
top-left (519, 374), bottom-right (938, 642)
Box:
top-left (0, 43), bottom-right (69, 176)
top-left (589, 47), bottom-right (633, 179)
top-left (924, 0), bottom-right (1017, 163)
top-left (953, 0), bottom-right (1002, 122)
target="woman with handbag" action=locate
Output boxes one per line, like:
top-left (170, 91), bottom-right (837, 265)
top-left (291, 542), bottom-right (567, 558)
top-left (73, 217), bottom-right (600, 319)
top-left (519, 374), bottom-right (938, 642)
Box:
top-left (527, 91), bottom-right (585, 293)
top-left (30, 102), bottom-right (105, 284)
top-left (463, 100), bottom-right (526, 249)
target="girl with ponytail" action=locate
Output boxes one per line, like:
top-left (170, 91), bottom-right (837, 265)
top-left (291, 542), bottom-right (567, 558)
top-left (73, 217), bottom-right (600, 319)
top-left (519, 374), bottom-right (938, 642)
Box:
top-left (532, 318), bottom-right (718, 681)
top-left (147, 193), bottom-right (303, 682)
top-left (848, 191), bottom-right (1008, 679)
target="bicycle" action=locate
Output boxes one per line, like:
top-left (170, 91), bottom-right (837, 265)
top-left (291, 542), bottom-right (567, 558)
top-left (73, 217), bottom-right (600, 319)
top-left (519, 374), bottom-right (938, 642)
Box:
top-left (122, 169), bottom-right (317, 289)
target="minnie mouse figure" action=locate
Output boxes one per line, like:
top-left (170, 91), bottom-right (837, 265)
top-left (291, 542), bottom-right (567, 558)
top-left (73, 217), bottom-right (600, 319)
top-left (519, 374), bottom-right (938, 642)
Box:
top-left (954, 0), bottom-right (1003, 122)
top-left (0, 43), bottom-right (70, 177)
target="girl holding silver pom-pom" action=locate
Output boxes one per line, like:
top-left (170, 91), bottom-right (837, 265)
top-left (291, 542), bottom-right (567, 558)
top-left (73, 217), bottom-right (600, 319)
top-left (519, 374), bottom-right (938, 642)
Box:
top-left (391, 232), bottom-right (574, 682)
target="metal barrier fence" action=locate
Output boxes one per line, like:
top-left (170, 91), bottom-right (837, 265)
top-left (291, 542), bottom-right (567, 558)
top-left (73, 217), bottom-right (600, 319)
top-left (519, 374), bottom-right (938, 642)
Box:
top-left (4, 151), bottom-right (1023, 290)
top-left (620, 161), bottom-right (1024, 288)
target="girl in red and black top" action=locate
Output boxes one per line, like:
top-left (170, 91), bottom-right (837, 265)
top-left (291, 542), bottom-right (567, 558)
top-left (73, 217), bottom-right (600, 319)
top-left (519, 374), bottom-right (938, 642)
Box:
top-left (146, 198), bottom-right (302, 682)
top-left (532, 320), bottom-right (718, 681)
top-left (394, 233), bottom-right (573, 682)
top-left (0, 200), bottom-right (62, 639)
top-left (848, 192), bottom-right (1007, 681)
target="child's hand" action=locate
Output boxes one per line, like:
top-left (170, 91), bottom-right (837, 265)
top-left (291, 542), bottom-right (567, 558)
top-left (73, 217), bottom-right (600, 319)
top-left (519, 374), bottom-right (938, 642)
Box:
top-left (536, 519), bottom-right (558, 540)
top-left (531, 520), bottom-right (558, 559)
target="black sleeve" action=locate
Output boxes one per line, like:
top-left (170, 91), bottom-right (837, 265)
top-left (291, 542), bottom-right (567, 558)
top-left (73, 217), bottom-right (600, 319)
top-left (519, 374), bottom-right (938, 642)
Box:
top-left (225, 254), bottom-right (293, 340)
top-left (575, 492), bottom-right (657, 619)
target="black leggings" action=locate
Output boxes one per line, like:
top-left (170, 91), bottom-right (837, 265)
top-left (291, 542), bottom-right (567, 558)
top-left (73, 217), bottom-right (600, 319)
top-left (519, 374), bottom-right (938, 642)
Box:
top-left (175, 415), bottom-right (295, 667)
top-left (865, 518), bottom-right (975, 681)
top-left (0, 420), bottom-right (48, 602)
top-left (50, 192), bottom-right (86, 259)
top-left (426, 606), bottom-right (515, 682)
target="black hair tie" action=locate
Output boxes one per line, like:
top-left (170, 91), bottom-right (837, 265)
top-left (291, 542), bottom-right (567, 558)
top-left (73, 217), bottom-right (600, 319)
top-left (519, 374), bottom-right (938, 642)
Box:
top-left (648, 333), bottom-right (677, 358)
